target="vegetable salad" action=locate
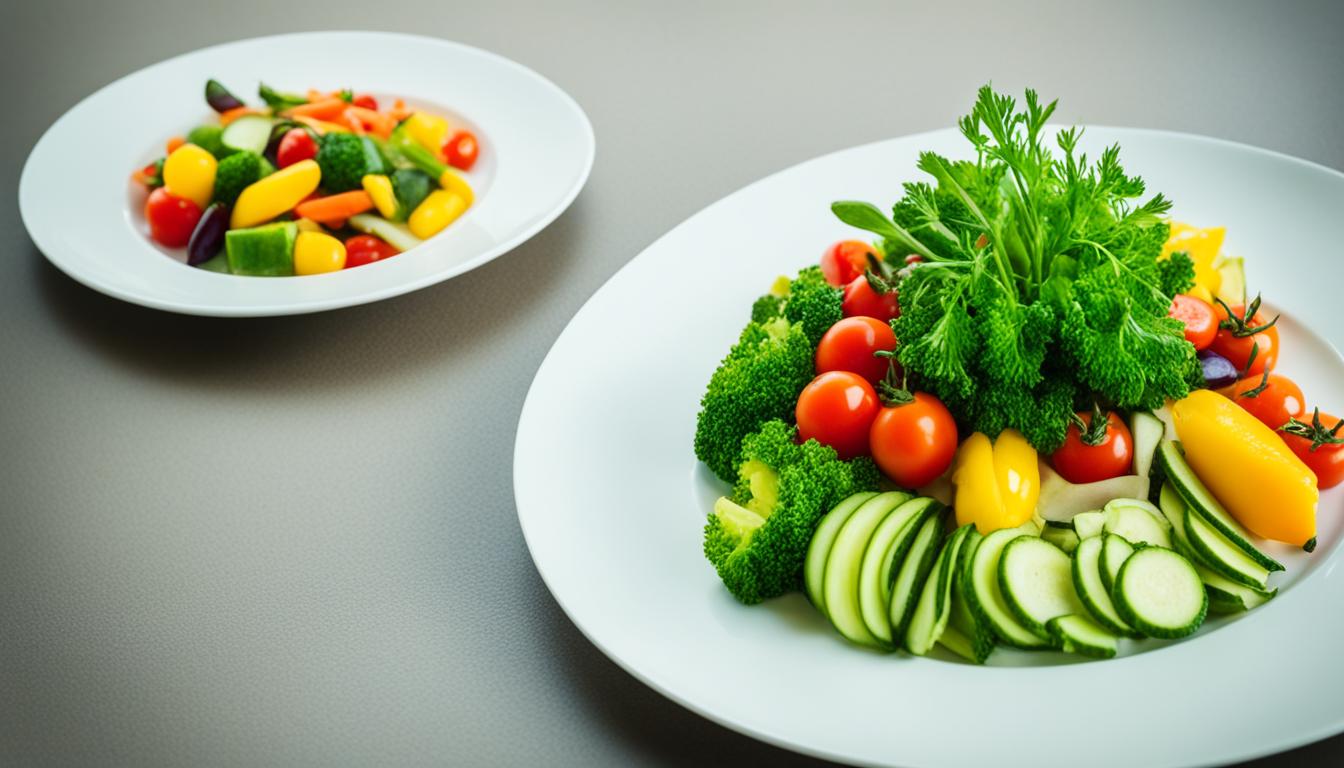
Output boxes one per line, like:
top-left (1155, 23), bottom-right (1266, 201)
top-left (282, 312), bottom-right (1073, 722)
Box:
top-left (132, 79), bottom-right (481, 275)
top-left (694, 85), bottom-right (1338, 663)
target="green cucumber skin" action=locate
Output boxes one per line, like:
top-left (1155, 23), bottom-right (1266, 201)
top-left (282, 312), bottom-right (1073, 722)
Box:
top-left (952, 528), bottom-right (994, 663)
top-left (964, 529), bottom-right (1051, 650)
top-left (904, 524), bottom-right (972, 655)
top-left (1157, 442), bottom-right (1283, 572)
top-left (883, 504), bottom-right (940, 588)
top-left (857, 499), bottom-right (937, 645)
top-left (1070, 538), bottom-right (1140, 638)
top-left (804, 492), bottom-right (878, 612)
top-left (998, 537), bottom-right (1075, 645)
top-left (1111, 549), bottom-right (1208, 640)
top-left (887, 514), bottom-right (944, 644)
top-left (1183, 507), bottom-right (1271, 590)
top-left (1046, 616), bottom-right (1117, 659)
top-left (1099, 534), bottom-right (1134, 597)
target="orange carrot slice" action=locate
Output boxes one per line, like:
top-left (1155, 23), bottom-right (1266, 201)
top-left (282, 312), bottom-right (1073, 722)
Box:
top-left (293, 191), bottom-right (374, 224)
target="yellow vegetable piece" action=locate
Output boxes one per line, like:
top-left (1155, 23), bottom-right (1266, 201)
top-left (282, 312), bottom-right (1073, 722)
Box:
top-left (1162, 222), bottom-right (1223, 296)
top-left (162, 143), bottom-right (217, 209)
top-left (404, 112), bottom-right (449, 154)
top-left (295, 218), bottom-right (325, 234)
top-left (437, 168), bottom-right (475, 207)
top-left (362, 174), bottom-right (398, 219)
top-left (1183, 284), bottom-right (1213, 304)
top-left (1172, 390), bottom-right (1317, 547)
top-left (293, 231), bottom-right (347, 275)
top-left (769, 275), bottom-right (791, 297)
top-left (951, 429), bottom-right (1039, 533)
top-left (408, 190), bottom-right (468, 239)
top-left (231, 159), bottom-right (321, 229)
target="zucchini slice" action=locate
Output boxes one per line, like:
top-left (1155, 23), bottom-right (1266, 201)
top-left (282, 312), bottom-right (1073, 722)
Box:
top-left (943, 528), bottom-right (995, 663)
top-left (1041, 524), bottom-right (1080, 554)
top-left (887, 513), bottom-right (944, 642)
top-left (822, 492), bottom-right (912, 647)
top-left (1198, 563), bottom-right (1276, 614)
top-left (1129, 410), bottom-right (1166, 478)
top-left (1072, 510), bottom-right (1106, 540)
top-left (1046, 614), bottom-right (1118, 659)
top-left (1102, 499), bottom-right (1172, 549)
top-left (804, 492), bottom-right (877, 611)
top-left (1100, 534), bottom-right (1135, 596)
top-left (856, 497), bottom-right (938, 645)
top-left (1157, 441), bottom-right (1283, 572)
top-left (1184, 505), bottom-right (1271, 590)
top-left (1112, 547), bottom-right (1208, 638)
top-left (905, 524), bottom-right (974, 655)
top-left (1071, 536), bottom-right (1138, 637)
top-left (968, 528), bottom-right (1051, 650)
top-left (220, 115), bottom-right (275, 155)
top-left (999, 536), bottom-right (1086, 642)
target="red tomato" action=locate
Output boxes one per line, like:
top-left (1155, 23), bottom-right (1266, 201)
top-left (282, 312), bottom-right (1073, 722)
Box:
top-left (1169, 294), bottom-right (1217, 350)
top-left (795, 372), bottom-right (879, 460)
top-left (144, 188), bottom-right (202, 248)
top-left (820, 240), bottom-right (878, 287)
top-left (1210, 301), bottom-right (1279, 376)
top-left (815, 317), bottom-right (896, 385)
top-left (869, 392), bottom-right (958, 488)
top-left (276, 128), bottom-right (318, 169)
top-left (444, 130), bottom-right (479, 171)
top-left (343, 235), bottom-right (400, 268)
top-left (1050, 410), bottom-right (1134, 484)
top-left (1281, 410), bottom-right (1344, 489)
top-left (1222, 373), bottom-right (1304, 430)
top-left (352, 94), bottom-right (378, 110)
top-left (904, 254), bottom-right (924, 266)
top-left (842, 275), bottom-right (899, 322)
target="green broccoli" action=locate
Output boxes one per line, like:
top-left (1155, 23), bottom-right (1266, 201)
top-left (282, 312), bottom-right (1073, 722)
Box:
top-left (212, 151), bottom-right (264, 205)
top-left (705, 420), bottom-right (879, 604)
top-left (694, 317), bottom-right (815, 483)
top-left (186, 125), bottom-right (227, 158)
top-left (783, 266), bottom-right (843, 345)
top-left (315, 133), bottom-right (387, 192)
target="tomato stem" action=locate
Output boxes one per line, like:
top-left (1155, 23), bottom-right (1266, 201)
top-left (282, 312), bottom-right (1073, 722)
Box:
top-left (1214, 294), bottom-right (1279, 338)
top-left (1072, 402), bottom-right (1110, 447)
top-left (1278, 407), bottom-right (1344, 452)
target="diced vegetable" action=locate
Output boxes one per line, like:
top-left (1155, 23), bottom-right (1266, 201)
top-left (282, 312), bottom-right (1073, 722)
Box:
top-left (361, 174), bottom-right (398, 219)
top-left (225, 221), bottom-right (297, 276)
top-left (230, 158), bottom-right (321, 229)
top-left (390, 169), bottom-right (434, 221)
top-left (315, 133), bottom-right (387, 192)
top-left (221, 115), bottom-right (276, 156)
top-left (212, 152), bottom-right (266, 206)
top-left (186, 202), bottom-right (230, 266)
top-left (196, 251), bottom-right (231, 274)
top-left (205, 78), bottom-right (244, 113)
top-left (408, 190), bottom-right (469, 239)
top-left (403, 111), bottom-right (449, 153)
top-left (186, 125), bottom-right (227, 158)
top-left (293, 231), bottom-right (347, 275)
top-left (294, 190), bottom-right (374, 224)
top-left (162, 144), bottom-right (217, 209)
top-left (347, 213), bottom-right (423, 253)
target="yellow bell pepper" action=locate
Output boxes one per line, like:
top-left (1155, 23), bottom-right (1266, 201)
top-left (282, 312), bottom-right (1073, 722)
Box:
top-left (231, 159), bottom-right (321, 229)
top-left (408, 190), bottom-right (468, 239)
top-left (437, 167), bottom-right (475, 207)
top-left (1183, 284), bottom-right (1214, 305)
top-left (293, 231), bottom-right (347, 275)
top-left (361, 174), bottom-right (398, 219)
top-left (1162, 222), bottom-right (1223, 297)
top-left (162, 143), bottom-right (217, 209)
top-left (404, 112), bottom-right (449, 154)
top-left (951, 429), bottom-right (1039, 533)
top-left (1172, 390), bottom-right (1317, 547)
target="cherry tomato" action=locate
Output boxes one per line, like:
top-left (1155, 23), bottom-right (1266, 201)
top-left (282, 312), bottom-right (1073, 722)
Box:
top-left (1221, 373), bottom-right (1304, 430)
top-left (842, 274), bottom-right (899, 322)
top-left (795, 371), bottom-right (879, 460)
top-left (144, 187), bottom-right (202, 248)
top-left (352, 94), bottom-right (378, 110)
top-left (1210, 301), bottom-right (1279, 376)
top-left (820, 240), bottom-right (878, 287)
top-left (869, 392), bottom-right (958, 488)
top-left (815, 317), bottom-right (896, 385)
top-left (444, 130), bottom-right (479, 171)
top-left (1050, 410), bottom-right (1134, 484)
top-left (276, 128), bottom-right (318, 169)
top-left (343, 234), bottom-right (400, 268)
top-left (1168, 294), bottom-right (1217, 350)
top-left (1281, 410), bottom-right (1344, 489)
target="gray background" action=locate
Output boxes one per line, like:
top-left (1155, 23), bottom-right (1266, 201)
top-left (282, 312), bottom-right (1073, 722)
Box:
top-left (4, 0), bottom-right (1343, 765)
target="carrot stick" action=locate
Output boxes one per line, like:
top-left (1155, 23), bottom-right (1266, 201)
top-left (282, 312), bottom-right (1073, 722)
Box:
top-left (284, 98), bottom-right (348, 121)
top-left (294, 191), bottom-right (374, 224)
top-left (342, 108), bottom-right (367, 136)
top-left (347, 106), bottom-right (395, 138)
top-left (292, 115), bottom-right (351, 134)
top-left (220, 106), bottom-right (269, 125)
top-left (165, 135), bottom-right (186, 154)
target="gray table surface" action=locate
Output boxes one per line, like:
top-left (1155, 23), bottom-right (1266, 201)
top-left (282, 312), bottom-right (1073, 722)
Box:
top-left (5, 0), bottom-right (1343, 765)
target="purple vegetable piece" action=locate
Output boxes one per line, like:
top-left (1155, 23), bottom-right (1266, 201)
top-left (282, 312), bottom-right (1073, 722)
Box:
top-left (187, 203), bottom-right (230, 266)
top-left (1198, 350), bottom-right (1239, 389)
top-left (205, 79), bottom-right (244, 113)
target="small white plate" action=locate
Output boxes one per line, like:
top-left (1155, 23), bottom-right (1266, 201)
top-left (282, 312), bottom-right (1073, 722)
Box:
top-left (19, 31), bottom-right (594, 316)
top-left (515, 127), bottom-right (1344, 767)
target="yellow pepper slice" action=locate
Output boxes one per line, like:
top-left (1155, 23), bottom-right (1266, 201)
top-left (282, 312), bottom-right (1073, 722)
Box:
top-left (437, 168), bottom-right (475, 207)
top-left (404, 112), bottom-right (449, 154)
top-left (293, 231), bottom-right (347, 275)
top-left (408, 190), bottom-right (468, 239)
top-left (162, 143), bottom-right (217, 209)
top-left (231, 159), bottom-right (321, 229)
top-left (1172, 390), bottom-right (1317, 547)
top-left (951, 429), bottom-right (1039, 533)
top-left (1162, 222), bottom-right (1223, 297)
top-left (361, 174), bottom-right (398, 219)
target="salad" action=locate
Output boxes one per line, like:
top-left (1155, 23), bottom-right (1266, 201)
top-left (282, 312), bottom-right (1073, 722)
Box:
top-left (131, 79), bottom-right (481, 275)
top-left (694, 86), bottom-right (1340, 662)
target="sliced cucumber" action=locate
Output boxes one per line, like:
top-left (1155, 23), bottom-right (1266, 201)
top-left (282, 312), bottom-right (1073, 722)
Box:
top-left (999, 536), bottom-right (1086, 642)
top-left (1037, 466), bottom-right (1150, 524)
top-left (348, 213), bottom-right (424, 252)
top-left (1129, 411), bottom-right (1165, 478)
top-left (905, 525), bottom-right (974, 655)
top-left (1041, 524), bottom-right (1080, 554)
top-left (944, 528), bottom-right (994, 663)
top-left (1112, 547), bottom-right (1208, 638)
top-left (1072, 510), bottom-right (1105, 540)
top-left (1156, 482), bottom-right (1194, 551)
top-left (967, 527), bottom-right (1051, 650)
top-left (1100, 534), bottom-right (1135, 596)
top-left (1102, 499), bottom-right (1171, 549)
top-left (1046, 614), bottom-right (1118, 659)
top-left (937, 624), bottom-right (976, 662)
top-left (822, 492), bottom-right (912, 647)
top-left (804, 492), bottom-right (877, 611)
top-left (1157, 441), bottom-right (1283, 572)
top-left (887, 513), bottom-right (944, 642)
top-left (857, 497), bottom-right (937, 644)
top-left (220, 115), bottom-right (275, 155)
top-left (1071, 536), bottom-right (1137, 637)
top-left (1198, 563), bottom-right (1276, 613)
top-left (1184, 505), bottom-right (1271, 590)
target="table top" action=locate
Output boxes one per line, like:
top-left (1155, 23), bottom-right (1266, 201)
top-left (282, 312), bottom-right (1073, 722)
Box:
top-left (5, 1), bottom-right (1343, 765)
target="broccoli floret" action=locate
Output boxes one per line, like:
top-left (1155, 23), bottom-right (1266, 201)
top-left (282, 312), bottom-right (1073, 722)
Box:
top-left (187, 124), bottom-right (227, 158)
top-left (694, 317), bottom-right (814, 483)
top-left (1158, 251), bottom-right (1196, 298)
top-left (212, 151), bottom-right (264, 205)
top-left (704, 420), bottom-right (879, 604)
top-left (315, 133), bottom-right (387, 192)
top-left (783, 266), bottom-right (843, 345)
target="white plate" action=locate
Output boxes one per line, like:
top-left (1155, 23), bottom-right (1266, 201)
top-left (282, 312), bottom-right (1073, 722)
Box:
top-left (515, 127), bottom-right (1344, 767)
top-left (19, 31), bottom-right (594, 316)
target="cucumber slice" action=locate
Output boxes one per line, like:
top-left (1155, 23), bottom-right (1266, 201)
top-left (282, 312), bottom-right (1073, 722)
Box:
top-left (999, 536), bottom-right (1086, 642)
top-left (220, 115), bottom-right (275, 155)
top-left (1102, 499), bottom-right (1171, 549)
top-left (1072, 510), bottom-right (1105, 540)
top-left (1157, 441), bottom-right (1283, 572)
top-left (1071, 536), bottom-right (1138, 637)
top-left (1184, 505), bottom-right (1271, 590)
top-left (1046, 614), bottom-right (1118, 659)
top-left (1100, 534), bottom-right (1135, 596)
top-left (1198, 563), bottom-right (1276, 613)
top-left (1129, 411), bottom-right (1165, 478)
top-left (1112, 547), bottom-right (1208, 638)
top-left (347, 213), bottom-right (424, 252)
top-left (822, 492), bottom-right (912, 647)
top-left (1037, 467), bottom-right (1150, 524)
top-left (804, 492), bottom-right (877, 611)
top-left (967, 528), bottom-right (1051, 649)
top-left (905, 524), bottom-right (974, 655)
top-left (887, 512), bottom-right (944, 643)
top-left (857, 497), bottom-right (937, 644)
top-left (937, 623), bottom-right (977, 662)
top-left (944, 528), bottom-right (994, 663)
top-left (1041, 524), bottom-right (1080, 554)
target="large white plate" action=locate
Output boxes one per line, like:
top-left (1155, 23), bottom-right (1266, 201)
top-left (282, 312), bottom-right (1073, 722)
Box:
top-left (19, 31), bottom-right (594, 316)
top-left (515, 127), bottom-right (1344, 767)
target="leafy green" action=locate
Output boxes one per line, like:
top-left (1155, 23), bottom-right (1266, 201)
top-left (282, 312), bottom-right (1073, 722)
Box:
top-left (835, 86), bottom-right (1199, 452)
